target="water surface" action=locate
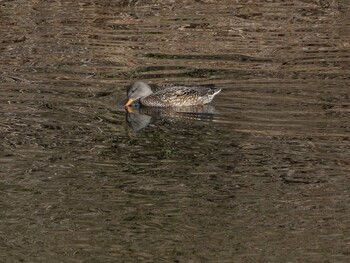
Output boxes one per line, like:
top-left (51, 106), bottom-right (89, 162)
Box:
top-left (0, 0), bottom-right (349, 262)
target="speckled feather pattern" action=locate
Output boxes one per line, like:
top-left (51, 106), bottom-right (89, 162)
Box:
top-left (140, 85), bottom-right (221, 107)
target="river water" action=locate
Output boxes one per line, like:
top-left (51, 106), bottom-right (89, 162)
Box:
top-left (1, 0), bottom-right (349, 262)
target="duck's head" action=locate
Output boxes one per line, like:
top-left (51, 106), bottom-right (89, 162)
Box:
top-left (124, 81), bottom-right (153, 107)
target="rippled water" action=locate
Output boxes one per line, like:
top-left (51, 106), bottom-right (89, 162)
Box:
top-left (1, 0), bottom-right (349, 262)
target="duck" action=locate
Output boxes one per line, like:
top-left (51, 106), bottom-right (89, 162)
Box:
top-left (124, 81), bottom-right (221, 107)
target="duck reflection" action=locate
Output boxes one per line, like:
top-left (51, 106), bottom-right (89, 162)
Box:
top-left (125, 105), bottom-right (216, 131)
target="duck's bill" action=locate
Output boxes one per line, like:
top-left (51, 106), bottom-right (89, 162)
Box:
top-left (124, 98), bottom-right (134, 107)
top-left (125, 106), bottom-right (134, 113)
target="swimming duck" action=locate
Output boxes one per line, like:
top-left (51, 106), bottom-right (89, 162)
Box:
top-left (124, 81), bottom-right (221, 107)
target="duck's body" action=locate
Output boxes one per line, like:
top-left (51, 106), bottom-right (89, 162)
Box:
top-left (125, 81), bottom-right (221, 107)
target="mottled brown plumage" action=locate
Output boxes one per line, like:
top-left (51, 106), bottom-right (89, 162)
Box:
top-left (124, 81), bottom-right (221, 107)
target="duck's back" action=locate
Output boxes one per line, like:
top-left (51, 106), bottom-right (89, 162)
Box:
top-left (140, 85), bottom-right (221, 107)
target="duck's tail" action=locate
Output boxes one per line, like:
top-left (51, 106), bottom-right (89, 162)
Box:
top-left (212, 88), bottom-right (222, 97)
top-left (205, 88), bottom-right (221, 104)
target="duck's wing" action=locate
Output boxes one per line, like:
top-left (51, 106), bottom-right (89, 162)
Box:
top-left (160, 85), bottom-right (220, 97)
top-left (152, 86), bottom-right (221, 106)
top-left (155, 83), bottom-right (215, 91)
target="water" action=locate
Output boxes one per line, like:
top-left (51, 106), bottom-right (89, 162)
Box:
top-left (1, 0), bottom-right (349, 262)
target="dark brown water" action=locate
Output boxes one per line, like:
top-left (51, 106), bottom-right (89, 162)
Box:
top-left (1, 0), bottom-right (349, 262)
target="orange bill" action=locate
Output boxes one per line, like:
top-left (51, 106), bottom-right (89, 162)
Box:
top-left (125, 106), bottom-right (134, 113)
top-left (124, 98), bottom-right (134, 107)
